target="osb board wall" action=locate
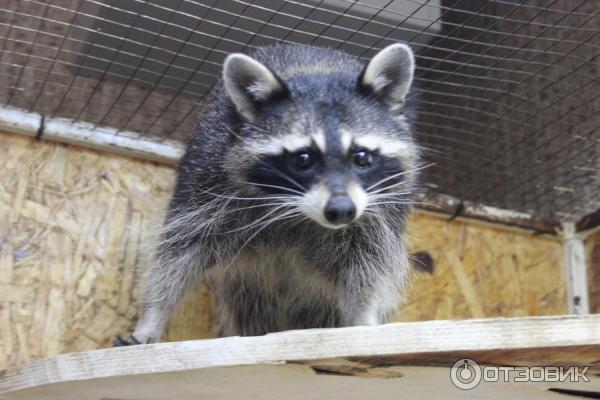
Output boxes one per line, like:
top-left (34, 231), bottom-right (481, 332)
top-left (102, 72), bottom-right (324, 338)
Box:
top-left (0, 132), bottom-right (566, 370)
top-left (585, 230), bottom-right (600, 314)
top-left (0, 132), bottom-right (172, 370)
top-left (397, 213), bottom-right (566, 322)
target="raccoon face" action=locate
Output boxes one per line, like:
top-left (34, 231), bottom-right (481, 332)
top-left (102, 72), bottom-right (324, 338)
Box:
top-left (223, 44), bottom-right (418, 229)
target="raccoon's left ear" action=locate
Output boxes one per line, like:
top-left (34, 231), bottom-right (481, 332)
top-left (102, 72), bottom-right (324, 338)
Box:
top-left (359, 43), bottom-right (415, 111)
top-left (223, 53), bottom-right (289, 121)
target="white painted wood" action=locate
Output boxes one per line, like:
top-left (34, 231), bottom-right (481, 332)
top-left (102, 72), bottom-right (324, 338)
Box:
top-left (563, 222), bottom-right (590, 314)
top-left (0, 106), bottom-right (41, 136)
top-left (0, 106), bottom-right (184, 164)
top-left (0, 315), bottom-right (598, 399)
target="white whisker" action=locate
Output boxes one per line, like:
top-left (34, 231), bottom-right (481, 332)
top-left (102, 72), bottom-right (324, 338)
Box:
top-left (242, 181), bottom-right (305, 196)
top-left (369, 201), bottom-right (414, 206)
top-left (221, 202), bottom-right (295, 215)
top-left (203, 190), bottom-right (297, 202)
top-left (227, 208), bottom-right (304, 267)
top-left (219, 203), bottom-right (295, 234)
top-left (366, 163), bottom-right (433, 193)
top-left (369, 190), bottom-right (413, 198)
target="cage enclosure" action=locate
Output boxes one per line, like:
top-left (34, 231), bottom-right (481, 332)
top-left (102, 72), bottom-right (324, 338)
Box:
top-left (0, 1), bottom-right (598, 399)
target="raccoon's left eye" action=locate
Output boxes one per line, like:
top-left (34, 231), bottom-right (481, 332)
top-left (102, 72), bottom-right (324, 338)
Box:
top-left (353, 148), bottom-right (373, 167)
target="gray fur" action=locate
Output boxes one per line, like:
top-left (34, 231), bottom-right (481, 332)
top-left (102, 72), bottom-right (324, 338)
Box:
top-left (131, 43), bottom-right (420, 343)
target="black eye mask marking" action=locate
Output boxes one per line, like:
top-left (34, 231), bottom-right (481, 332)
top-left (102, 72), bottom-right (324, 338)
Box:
top-left (246, 143), bottom-right (404, 196)
top-left (354, 153), bottom-right (405, 193)
top-left (247, 147), bottom-right (323, 195)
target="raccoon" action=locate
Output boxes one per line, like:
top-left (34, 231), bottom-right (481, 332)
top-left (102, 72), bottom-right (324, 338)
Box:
top-left (115, 42), bottom-right (420, 345)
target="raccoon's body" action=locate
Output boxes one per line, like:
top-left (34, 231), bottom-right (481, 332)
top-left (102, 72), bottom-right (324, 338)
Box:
top-left (122, 43), bottom-right (420, 344)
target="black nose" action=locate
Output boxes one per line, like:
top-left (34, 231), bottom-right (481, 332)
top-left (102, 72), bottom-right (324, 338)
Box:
top-left (324, 196), bottom-right (357, 225)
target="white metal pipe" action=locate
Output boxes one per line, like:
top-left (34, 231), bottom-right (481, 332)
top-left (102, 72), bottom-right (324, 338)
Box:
top-left (0, 105), bottom-right (184, 165)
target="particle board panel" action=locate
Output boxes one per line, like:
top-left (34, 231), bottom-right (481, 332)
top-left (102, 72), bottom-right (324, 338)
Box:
top-left (397, 213), bottom-right (566, 322)
top-left (0, 132), bottom-right (180, 370)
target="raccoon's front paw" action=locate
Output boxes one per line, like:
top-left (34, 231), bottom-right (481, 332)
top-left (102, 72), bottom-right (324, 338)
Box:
top-left (112, 335), bottom-right (142, 347)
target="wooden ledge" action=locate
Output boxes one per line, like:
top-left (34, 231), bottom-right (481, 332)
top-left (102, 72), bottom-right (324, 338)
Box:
top-left (1, 315), bottom-right (599, 399)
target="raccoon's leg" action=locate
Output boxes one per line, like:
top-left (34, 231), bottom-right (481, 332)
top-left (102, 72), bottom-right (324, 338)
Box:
top-left (337, 284), bottom-right (380, 327)
top-left (129, 246), bottom-right (207, 344)
top-left (337, 254), bottom-right (410, 327)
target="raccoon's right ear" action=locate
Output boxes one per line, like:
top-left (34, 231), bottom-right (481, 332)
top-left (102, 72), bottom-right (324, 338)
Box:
top-left (223, 53), bottom-right (289, 121)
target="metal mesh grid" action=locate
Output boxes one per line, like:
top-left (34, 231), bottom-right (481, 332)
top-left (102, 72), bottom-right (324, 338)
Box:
top-left (0, 0), bottom-right (598, 221)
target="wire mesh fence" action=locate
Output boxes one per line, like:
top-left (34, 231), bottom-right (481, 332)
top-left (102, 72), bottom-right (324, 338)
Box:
top-left (0, 0), bottom-right (598, 221)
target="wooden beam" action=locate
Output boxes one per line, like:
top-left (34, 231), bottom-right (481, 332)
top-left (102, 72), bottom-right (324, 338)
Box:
top-left (576, 207), bottom-right (600, 233)
top-left (563, 222), bottom-right (590, 314)
top-left (1, 315), bottom-right (598, 399)
top-left (0, 106), bottom-right (184, 165)
top-left (416, 192), bottom-right (561, 235)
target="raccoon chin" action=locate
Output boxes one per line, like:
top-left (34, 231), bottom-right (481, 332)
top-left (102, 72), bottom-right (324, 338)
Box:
top-left (313, 218), bottom-right (353, 230)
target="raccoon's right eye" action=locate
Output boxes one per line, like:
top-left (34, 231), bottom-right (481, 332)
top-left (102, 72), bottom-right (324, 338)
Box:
top-left (290, 150), bottom-right (315, 171)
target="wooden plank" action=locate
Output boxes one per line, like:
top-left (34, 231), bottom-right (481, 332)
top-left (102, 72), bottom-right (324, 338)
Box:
top-left (0, 315), bottom-right (598, 400)
top-left (0, 106), bottom-right (184, 165)
top-left (576, 207), bottom-right (600, 233)
top-left (415, 192), bottom-right (561, 235)
top-left (585, 230), bottom-right (600, 314)
top-left (563, 222), bottom-right (590, 314)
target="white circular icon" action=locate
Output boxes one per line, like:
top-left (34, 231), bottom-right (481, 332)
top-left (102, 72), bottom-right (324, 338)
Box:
top-left (450, 358), bottom-right (482, 390)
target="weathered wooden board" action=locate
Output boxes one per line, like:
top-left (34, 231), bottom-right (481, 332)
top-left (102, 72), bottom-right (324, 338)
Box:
top-left (585, 229), bottom-right (600, 314)
top-left (0, 316), bottom-right (599, 400)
